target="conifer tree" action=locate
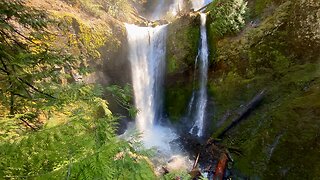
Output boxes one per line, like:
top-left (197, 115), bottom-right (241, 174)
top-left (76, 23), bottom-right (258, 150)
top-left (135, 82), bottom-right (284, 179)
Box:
top-left (0, 0), bottom-right (77, 118)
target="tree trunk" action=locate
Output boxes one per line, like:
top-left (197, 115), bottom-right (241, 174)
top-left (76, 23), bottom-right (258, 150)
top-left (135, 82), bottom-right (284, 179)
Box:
top-left (9, 91), bottom-right (14, 115)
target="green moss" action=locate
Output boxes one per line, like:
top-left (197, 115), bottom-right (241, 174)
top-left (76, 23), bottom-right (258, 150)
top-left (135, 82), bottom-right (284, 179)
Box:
top-left (166, 14), bottom-right (200, 75)
top-left (165, 83), bottom-right (193, 122)
top-left (164, 14), bottom-right (201, 122)
top-left (52, 12), bottom-right (120, 63)
top-left (210, 1), bottom-right (295, 78)
top-left (206, 0), bottom-right (320, 177)
top-left (63, 0), bottom-right (138, 21)
top-left (252, 0), bottom-right (272, 18)
top-left (210, 63), bottom-right (320, 178)
top-left (209, 72), bottom-right (265, 124)
top-left (167, 56), bottom-right (179, 74)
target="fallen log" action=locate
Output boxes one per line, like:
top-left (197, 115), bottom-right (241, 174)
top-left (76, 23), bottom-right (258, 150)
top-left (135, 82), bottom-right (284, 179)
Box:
top-left (192, 153), bottom-right (200, 169)
top-left (227, 146), bottom-right (243, 156)
top-left (194, 2), bottom-right (213, 12)
top-left (215, 89), bottom-right (266, 139)
top-left (213, 153), bottom-right (228, 180)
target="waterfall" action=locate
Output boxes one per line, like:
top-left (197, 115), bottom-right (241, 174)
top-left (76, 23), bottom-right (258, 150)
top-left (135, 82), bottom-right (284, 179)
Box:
top-left (125, 24), bottom-right (167, 133)
top-left (151, 0), bottom-right (166, 20)
top-left (151, 0), bottom-right (185, 20)
top-left (125, 24), bottom-right (179, 153)
top-left (189, 13), bottom-right (209, 137)
top-left (123, 0), bottom-right (205, 173)
top-left (169, 0), bottom-right (184, 16)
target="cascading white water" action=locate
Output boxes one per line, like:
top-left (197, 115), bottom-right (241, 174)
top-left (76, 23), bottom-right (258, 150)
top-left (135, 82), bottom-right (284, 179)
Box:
top-left (151, 0), bottom-right (185, 20)
top-left (169, 0), bottom-right (184, 16)
top-left (125, 23), bottom-right (193, 174)
top-left (189, 13), bottom-right (209, 137)
top-left (124, 0), bottom-right (194, 172)
top-left (125, 23), bottom-right (166, 132)
top-left (151, 0), bottom-right (166, 20)
top-left (125, 24), bottom-right (179, 153)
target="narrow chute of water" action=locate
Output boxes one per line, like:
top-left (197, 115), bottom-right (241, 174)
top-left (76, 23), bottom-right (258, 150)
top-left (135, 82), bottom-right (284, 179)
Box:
top-left (189, 13), bottom-right (209, 137)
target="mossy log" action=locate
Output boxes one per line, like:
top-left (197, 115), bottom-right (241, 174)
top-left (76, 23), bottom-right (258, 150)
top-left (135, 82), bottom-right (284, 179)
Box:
top-left (215, 89), bottom-right (266, 139)
top-left (194, 2), bottom-right (213, 12)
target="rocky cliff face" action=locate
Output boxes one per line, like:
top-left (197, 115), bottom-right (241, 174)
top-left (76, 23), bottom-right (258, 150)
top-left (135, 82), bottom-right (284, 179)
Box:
top-left (26, 0), bottom-right (146, 119)
top-left (28, 0), bottom-right (145, 86)
top-left (164, 13), bottom-right (200, 121)
top-left (205, 0), bottom-right (320, 178)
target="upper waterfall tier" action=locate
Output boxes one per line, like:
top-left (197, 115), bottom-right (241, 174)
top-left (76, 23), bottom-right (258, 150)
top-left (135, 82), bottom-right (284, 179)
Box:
top-left (149, 0), bottom-right (185, 21)
top-left (192, 0), bottom-right (212, 10)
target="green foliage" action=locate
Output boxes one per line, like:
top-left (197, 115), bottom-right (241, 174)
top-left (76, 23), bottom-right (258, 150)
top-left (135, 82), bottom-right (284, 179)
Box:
top-left (79, 0), bottom-right (104, 17)
top-left (53, 13), bottom-right (116, 61)
top-left (248, 0), bottom-right (284, 19)
top-left (0, 1), bottom-right (156, 179)
top-left (0, 84), bottom-right (155, 179)
top-left (246, 2), bottom-right (291, 74)
top-left (62, 0), bottom-right (104, 17)
top-left (99, 0), bottom-right (129, 17)
top-left (207, 0), bottom-right (248, 39)
top-left (162, 170), bottom-right (191, 180)
top-left (0, 0), bottom-right (83, 118)
top-left (212, 1), bottom-right (292, 77)
top-left (253, 0), bottom-right (272, 17)
top-left (63, 0), bottom-right (133, 19)
top-left (106, 84), bottom-right (138, 118)
top-left (0, 122), bottom-right (155, 179)
top-left (208, 72), bottom-right (259, 125)
top-left (164, 15), bottom-right (200, 122)
top-left (208, 2), bottom-right (320, 175)
top-left (0, 0), bottom-right (49, 30)
top-left (0, 115), bottom-right (23, 141)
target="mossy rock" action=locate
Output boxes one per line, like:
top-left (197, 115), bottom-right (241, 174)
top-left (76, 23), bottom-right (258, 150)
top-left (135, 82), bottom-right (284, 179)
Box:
top-left (164, 82), bottom-right (193, 122)
top-left (166, 14), bottom-right (200, 75)
top-left (164, 14), bottom-right (201, 122)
